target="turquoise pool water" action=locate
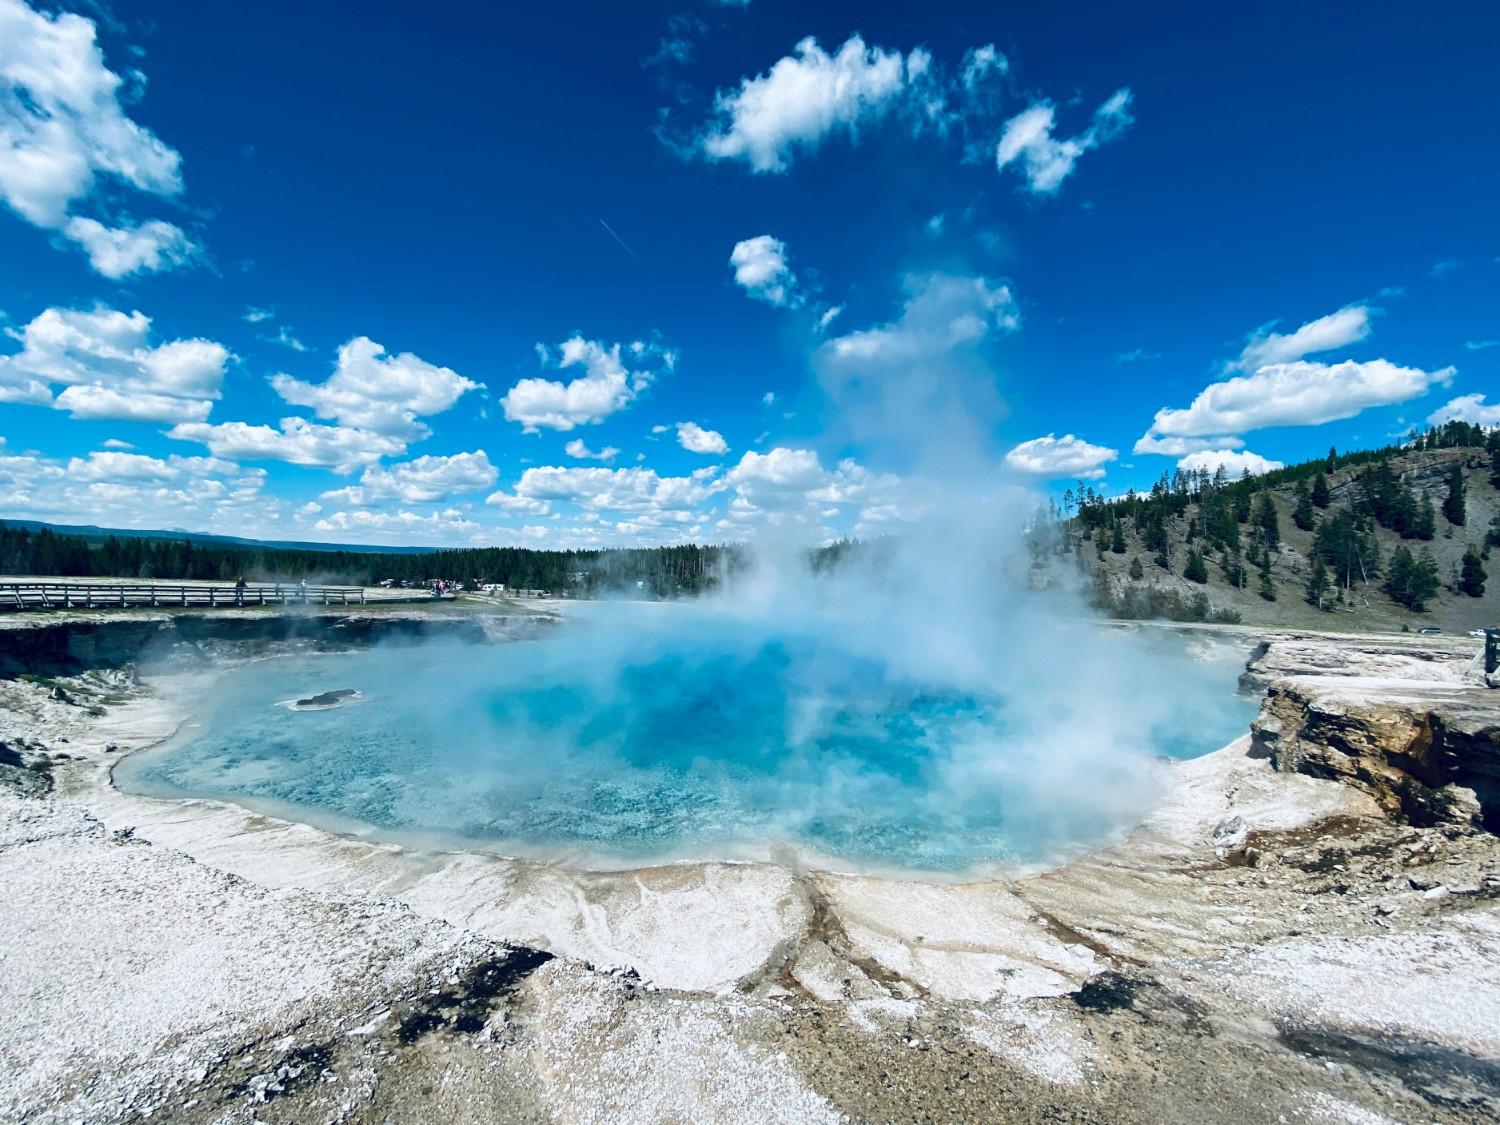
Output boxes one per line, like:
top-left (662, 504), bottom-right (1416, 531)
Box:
top-left (118, 605), bottom-right (1257, 873)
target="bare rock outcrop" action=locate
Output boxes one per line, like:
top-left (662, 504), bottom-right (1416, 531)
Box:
top-left (1252, 675), bottom-right (1500, 831)
top-left (1239, 635), bottom-right (1480, 693)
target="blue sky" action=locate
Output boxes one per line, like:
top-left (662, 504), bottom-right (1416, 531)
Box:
top-left (1, 0), bottom-right (1496, 547)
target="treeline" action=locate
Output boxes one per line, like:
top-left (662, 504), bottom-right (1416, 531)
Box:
top-left (0, 521), bottom-right (749, 598)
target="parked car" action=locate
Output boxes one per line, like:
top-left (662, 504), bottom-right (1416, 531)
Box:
top-left (1417, 626), bottom-right (1442, 634)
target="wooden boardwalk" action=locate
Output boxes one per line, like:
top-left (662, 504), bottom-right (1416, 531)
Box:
top-left (0, 580), bottom-right (370, 611)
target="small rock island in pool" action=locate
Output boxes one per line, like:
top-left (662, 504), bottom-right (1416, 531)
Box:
top-left (291, 688), bottom-right (361, 710)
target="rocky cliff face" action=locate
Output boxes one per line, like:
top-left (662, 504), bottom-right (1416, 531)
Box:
top-left (1251, 672), bottom-right (1500, 832)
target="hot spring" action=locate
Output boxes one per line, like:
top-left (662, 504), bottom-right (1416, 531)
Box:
top-left (117, 602), bottom-right (1257, 875)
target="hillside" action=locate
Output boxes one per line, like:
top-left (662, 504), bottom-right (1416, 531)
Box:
top-left (1057, 436), bottom-right (1500, 632)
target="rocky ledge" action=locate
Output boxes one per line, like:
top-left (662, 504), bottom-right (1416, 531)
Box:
top-left (1, 626), bottom-right (1498, 1123)
top-left (1254, 674), bottom-right (1500, 832)
top-left (1238, 631), bottom-right (1482, 692)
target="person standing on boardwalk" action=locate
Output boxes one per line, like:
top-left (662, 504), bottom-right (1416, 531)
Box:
top-left (234, 576), bottom-right (247, 606)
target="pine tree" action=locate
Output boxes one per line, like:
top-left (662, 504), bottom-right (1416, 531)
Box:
top-left (1252, 491), bottom-right (1280, 548)
top-left (1129, 555), bottom-right (1144, 580)
top-left (1257, 557), bottom-right (1276, 601)
top-left (1305, 557), bottom-right (1330, 608)
top-left (1291, 481), bottom-right (1316, 530)
top-left (1459, 546), bottom-right (1487, 597)
top-left (1110, 521), bottom-right (1127, 554)
top-left (1314, 510), bottom-right (1380, 589)
top-left (1310, 472), bottom-right (1331, 509)
top-left (1154, 548), bottom-right (1171, 571)
top-left (1442, 461), bottom-right (1466, 526)
top-left (1184, 548), bottom-right (1208, 583)
top-left (1385, 546), bottom-right (1441, 611)
top-left (1232, 487), bottom-right (1251, 524)
top-left (1221, 549), bottom-right (1245, 588)
top-left (1411, 499), bottom-right (1436, 541)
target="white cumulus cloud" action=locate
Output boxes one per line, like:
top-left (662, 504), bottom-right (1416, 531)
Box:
top-left (1004, 433), bottom-right (1118, 479)
top-left (676, 421), bottom-right (728, 455)
top-left (0, 445), bottom-right (268, 533)
top-left (168, 417), bottom-right (406, 474)
top-left (1176, 449), bottom-right (1284, 477)
top-left (313, 507), bottom-right (481, 544)
top-left (1132, 434), bottom-right (1244, 457)
top-left (65, 450), bottom-right (237, 482)
top-left (960, 44), bottom-right (1007, 92)
top-left (269, 336), bottom-right (478, 439)
top-left (1427, 393), bottom-right (1500, 427)
top-left (729, 234), bottom-right (800, 307)
top-left (62, 216), bottom-right (198, 278)
top-left (995, 88), bottom-right (1132, 194)
top-left (699, 35), bottom-right (923, 172)
top-left (54, 384), bottom-right (212, 423)
top-left (513, 465), bottom-right (715, 513)
top-left (1229, 304), bottom-right (1374, 373)
top-left (501, 335), bottom-right (675, 432)
top-left (564, 438), bottom-right (620, 461)
top-left (0, 0), bottom-right (199, 275)
top-left (484, 490), bottom-right (551, 515)
top-left (0, 304), bottom-right (229, 422)
top-left (1142, 358), bottom-right (1455, 441)
top-left (320, 450), bottom-right (497, 505)
top-left (724, 446), bottom-right (828, 491)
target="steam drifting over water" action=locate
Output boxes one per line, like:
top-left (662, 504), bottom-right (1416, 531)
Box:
top-left (120, 588), bottom-right (1255, 874)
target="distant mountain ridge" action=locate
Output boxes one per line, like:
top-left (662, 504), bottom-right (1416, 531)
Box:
top-left (0, 519), bottom-right (432, 556)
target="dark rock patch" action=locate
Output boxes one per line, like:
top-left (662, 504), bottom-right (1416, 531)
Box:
top-left (394, 946), bottom-right (555, 1043)
top-left (1279, 1025), bottom-right (1500, 1114)
top-left (1070, 972), bottom-right (1145, 1013)
top-left (292, 688), bottom-right (360, 709)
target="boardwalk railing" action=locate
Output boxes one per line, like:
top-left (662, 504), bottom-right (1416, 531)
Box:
top-left (0, 581), bottom-right (367, 611)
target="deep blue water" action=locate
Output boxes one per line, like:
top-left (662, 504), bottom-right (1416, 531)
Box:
top-left (119, 606), bottom-right (1257, 872)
